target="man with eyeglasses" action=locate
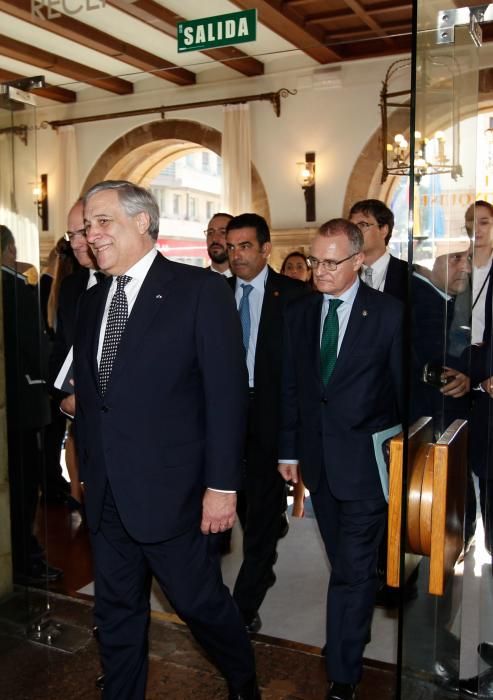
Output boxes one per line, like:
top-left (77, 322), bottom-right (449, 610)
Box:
top-left (205, 212), bottom-right (233, 276)
top-left (50, 199), bottom-right (101, 394)
top-left (349, 199), bottom-right (407, 302)
top-left (278, 219), bottom-right (404, 700)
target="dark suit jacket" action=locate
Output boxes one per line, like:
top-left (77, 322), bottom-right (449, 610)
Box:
top-left (468, 342), bottom-right (493, 478)
top-left (228, 266), bottom-right (309, 453)
top-left (2, 266), bottom-right (50, 430)
top-left (279, 283), bottom-right (403, 500)
top-left (49, 268), bottom-right (90, 388)
top-left (73, 254), bottom-right (248, 542)
top-left (383, 254), bottom-right (408, 302)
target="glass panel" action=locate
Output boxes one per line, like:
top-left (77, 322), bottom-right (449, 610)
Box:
top-left (0, 87), bottom-right (52, 630)
top-left (401, 3), bottom-right (480, 698)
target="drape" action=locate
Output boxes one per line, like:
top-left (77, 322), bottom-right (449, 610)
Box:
top-left (221, 103), bottom-right (252, 215)
top-left (53, 125), bottom-right (79, 241)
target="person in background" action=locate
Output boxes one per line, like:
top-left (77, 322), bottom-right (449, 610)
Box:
top-left (205, 212), bottom-right (233, 276)
top-left (280, 251), bottom-right (312, 286)
top-left (349, 199), bottom-right (407, 301)
top-left (279, 250), bottom-right (312, 517)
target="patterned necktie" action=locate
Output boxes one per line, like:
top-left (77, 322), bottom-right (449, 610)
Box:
top-left (364, 266), bottom-right (373, 288)
top-left (320, 298), bottom-right (343, 385)
top-left (238, 283), bottom-right (253, 353)
top-left (99, 275), bottom-right (132, 395)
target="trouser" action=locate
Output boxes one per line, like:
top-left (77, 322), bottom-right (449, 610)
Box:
top-left (311, 473), bottom-right (386, 685)
top-left (90, 484), bottom-right (256, 700)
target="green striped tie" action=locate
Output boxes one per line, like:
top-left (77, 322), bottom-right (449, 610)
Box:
top-left (320, 298), bottom-right (343, 385)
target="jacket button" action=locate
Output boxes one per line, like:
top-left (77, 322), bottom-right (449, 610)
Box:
top-left (321, 397), bottom-right (328, 404)
top-left (101, 405), bottom-right (109, 413)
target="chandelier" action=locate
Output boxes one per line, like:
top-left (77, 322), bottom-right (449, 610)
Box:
top-left (380, 59), bottom-right (462, 184)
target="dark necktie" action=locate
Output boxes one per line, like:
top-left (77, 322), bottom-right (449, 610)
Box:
top-left (95, 271), bottom-right (106, 285)
top-left (239, 283), bottom-right (253, 353)
top-left (99, 275), bottom-right (132, 395)
top-left (320, 298), bottom-right (343, 385)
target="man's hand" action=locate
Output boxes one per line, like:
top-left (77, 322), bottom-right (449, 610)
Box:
top-left (440, 368), bottom-right (470, 398)
top-left (60, 393), bottom-right (76, 418)
top-left (278, 463), bottom-right (299, 483)
top-left (481, 376), bottom-right (493, 398)
top-left (201, 489), bottom-right (237, 535)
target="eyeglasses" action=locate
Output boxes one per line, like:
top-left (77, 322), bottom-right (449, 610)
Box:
top-left (204, 227), bottom-right (228, 237)
top-left (307, 254), bottom-right (356, 272)
top-left (354, 221), bottom-right (378, 232)
top-left (64, 228), bottom-right (86, 242)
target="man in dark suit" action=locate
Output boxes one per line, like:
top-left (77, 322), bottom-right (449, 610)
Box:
top-left (349, 198), bottom-right (407, 301)
top-left (278, 219), bottom-right (403, 700)
top-left (73, 181), bottom-right (259, 700)
top-left (225, 213), bottom-right (307, 634)
top-left (206, 211), bottom-right (233, 276)
top-left (1, 225), bottom-right (59, 583)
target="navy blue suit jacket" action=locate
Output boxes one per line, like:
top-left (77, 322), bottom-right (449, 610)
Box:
top-left (73, 254), bottom-right (248, 541)
top-left (279, 282), bottom-right (404, 500)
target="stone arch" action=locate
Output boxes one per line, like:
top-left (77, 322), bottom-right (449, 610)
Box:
top-left (82, 119), bottom-right (270, 223)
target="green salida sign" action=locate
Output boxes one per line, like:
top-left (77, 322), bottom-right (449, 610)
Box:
top-left (177, 9), bottom-right (257, 53)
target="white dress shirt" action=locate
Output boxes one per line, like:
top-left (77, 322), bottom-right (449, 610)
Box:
top-left (97, 247), bottom-right (157, 365)
top-left (360, 251), bottom-right (390, 292)
top-left (472, 256), bottom-right (492, 344)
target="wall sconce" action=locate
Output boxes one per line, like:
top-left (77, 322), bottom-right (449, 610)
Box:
top-left (297, 152), bottom-right (316, 222)
top-left (33, 173), bottom-right (48, 231)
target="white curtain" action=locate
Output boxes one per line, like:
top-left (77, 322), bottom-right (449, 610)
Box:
top-left (0, 133), bottom-right (39, 268)
top-left (53, 125), bottom-right (79, 241)
top-left (221, 103), bottom-right (252, 215)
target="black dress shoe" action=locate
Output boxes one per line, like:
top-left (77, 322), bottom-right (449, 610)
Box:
top-left (461, 668), bottom-right (493, 697)
top-left (95, 674), bottom-right (105, 690)
top-left (244, 612), bottom-right (262, 634)
top-left (327, 682), bottom-right (356, 700)
top-left (479, 642), bottom-right (493, 667)
top-left (228, 676), bottom-right (261, 699)
top-left (14, 560), bottom-right (63, 585)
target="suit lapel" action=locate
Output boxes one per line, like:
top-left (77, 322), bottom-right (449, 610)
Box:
top-left (327, 285), bottom-right (370, 385)
top-left (305, 292), bottom-right (324, 385)
top-left (258, 267), bottom-right (280, 338)
top-left (100, 255), bottom-right (175, 396)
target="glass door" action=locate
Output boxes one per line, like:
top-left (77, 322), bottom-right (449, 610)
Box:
top-left (400, 3), bottom-right (483, 698)
top-left (0, 82), bottom-right (52, 630)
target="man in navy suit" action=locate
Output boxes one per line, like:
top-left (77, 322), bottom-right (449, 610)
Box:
top-left (73, 181), bottom-right (259, 700)
top-left (278, 219), bottom-right (403, 700)
top-left (349, 199), bottom-right (407, 302)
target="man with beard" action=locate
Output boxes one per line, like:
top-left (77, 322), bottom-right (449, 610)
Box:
top-left (206, 213), bottom-right (233, 276)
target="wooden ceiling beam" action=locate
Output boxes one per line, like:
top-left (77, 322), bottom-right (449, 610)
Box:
top-left (108, 0), bottom-right (264, 77)
top-left (341, 0), bottom-right (397, 48)
top-left (305, 2), bottom-right (413, 25)
top-left (231, 0), bottom-right (343, 63)
top-left (0, 0), bottom-right (195, 86)
top-left (0, 67), bottom-right (76, 102)
top-left (0, 35), bottom-right (133, 94)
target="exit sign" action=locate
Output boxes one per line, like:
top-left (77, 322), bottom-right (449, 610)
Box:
top-left (177, 10), bottom-right (257, 53)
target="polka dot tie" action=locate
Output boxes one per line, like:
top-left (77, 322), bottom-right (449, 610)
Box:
top-left (99, 275), bottom-right (131, 395)
top-left (320, 298), bottom-right (343, 385)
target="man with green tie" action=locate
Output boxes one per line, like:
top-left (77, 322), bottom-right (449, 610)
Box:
top-left (278, 218), bottom-right (404, 700)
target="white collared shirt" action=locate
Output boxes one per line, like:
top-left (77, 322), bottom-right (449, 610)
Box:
top-left (320, 277), bottom-right (360, 354)
top-left (235, 264), bottom-right (268, 387)
top-left (360, 251), bottom-right (390, 292)
top-left (210, 265), bottom-right (233, 278)
top-left (97, 247), bottom-right (157, 365)
top-left (472, 256), bottom-right (492, 344)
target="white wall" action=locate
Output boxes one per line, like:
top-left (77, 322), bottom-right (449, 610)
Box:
top-left (31, 54), bottom-right (406, 234)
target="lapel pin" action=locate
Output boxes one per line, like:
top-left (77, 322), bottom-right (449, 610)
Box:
top-left (273, 290), bottom-right (280, 297)
top-left (362, 310), bottom-right (368, 317)
top-left (155, 294), bottom-right (163, 299)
